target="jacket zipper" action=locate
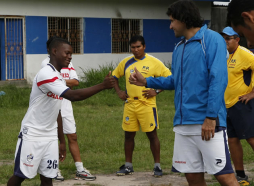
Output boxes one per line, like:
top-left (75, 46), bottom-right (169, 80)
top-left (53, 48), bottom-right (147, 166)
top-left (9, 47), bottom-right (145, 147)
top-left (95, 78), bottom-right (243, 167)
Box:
top-left (180, 43), bottom-right (186, 125)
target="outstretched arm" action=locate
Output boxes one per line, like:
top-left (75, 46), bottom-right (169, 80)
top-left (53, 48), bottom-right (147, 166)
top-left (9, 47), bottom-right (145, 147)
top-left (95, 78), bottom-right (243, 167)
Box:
top-left (62, 71), bottom-right (115, 102)
top-left (65, 79), bottom-right (79, 89)
top-left (129, 67), bottom-right (174, 90)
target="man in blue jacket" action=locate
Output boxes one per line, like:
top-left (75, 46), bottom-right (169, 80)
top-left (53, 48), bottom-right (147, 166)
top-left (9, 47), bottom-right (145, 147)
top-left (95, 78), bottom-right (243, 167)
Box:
top-left (129, 1), bottom-right (238, 185)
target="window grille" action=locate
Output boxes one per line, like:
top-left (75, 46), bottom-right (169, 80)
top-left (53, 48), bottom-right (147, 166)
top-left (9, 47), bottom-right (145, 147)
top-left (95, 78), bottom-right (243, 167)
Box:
top-left (48, 17), bottom-right (82, 54)
top-left (112, 19), bottom-right (142, 53)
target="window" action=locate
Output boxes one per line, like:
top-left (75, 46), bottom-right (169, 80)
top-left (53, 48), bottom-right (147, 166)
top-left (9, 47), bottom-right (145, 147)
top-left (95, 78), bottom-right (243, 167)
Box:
top-left (48, 17), bottom-right (82, 54)
top-left (112, 19), bottom-right (142, 53)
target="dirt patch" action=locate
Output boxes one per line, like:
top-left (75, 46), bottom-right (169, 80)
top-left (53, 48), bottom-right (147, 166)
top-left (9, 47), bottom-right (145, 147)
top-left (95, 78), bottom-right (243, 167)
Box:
top-left (53, 164), bottom-right (254, 186)
top-left (53, 171), bottom-right (215, 186)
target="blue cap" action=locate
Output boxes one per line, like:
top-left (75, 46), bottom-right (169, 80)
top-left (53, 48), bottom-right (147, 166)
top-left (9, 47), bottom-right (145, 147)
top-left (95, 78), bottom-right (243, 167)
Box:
top-left (221, 27), bottom-right (239, 37)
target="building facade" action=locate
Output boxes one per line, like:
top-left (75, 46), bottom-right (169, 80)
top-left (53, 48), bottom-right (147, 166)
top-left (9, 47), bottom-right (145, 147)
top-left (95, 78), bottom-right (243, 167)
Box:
top-left (0, 0), bottom-right (229, 84)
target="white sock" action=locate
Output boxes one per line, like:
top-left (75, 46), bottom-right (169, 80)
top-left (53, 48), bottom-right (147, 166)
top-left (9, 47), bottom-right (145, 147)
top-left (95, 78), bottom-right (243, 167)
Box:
top-left (154, 163), bottom-right (161, 168)
top-left (125, 162), bottom-right (133, 167)
top-left (75, 162), bottom-right (85, 172)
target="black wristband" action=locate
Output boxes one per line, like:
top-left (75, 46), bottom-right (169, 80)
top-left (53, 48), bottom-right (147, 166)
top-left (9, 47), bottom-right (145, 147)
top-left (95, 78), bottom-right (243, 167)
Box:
top-left (206, 117), bottom-right (216, 120)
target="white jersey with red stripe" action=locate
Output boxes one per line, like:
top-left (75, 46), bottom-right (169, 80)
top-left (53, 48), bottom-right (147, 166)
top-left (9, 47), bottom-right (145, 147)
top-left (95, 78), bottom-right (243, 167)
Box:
top-left (41, 56), bottom-right (79, 117)
top-left (20, 64), bottom-right (69, 141)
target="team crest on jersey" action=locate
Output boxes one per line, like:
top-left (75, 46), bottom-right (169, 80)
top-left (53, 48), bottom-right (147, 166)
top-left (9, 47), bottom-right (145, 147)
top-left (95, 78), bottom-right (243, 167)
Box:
top-left (23, 127), bottom-right (28, 134)
top-left (130, 69), bottom-right (134, 74)
top-left (231, 59), bottom-right (236, 63)
top-left (126, 116), bottom-right (129, 121)
top-left (27, 154), bottom-right (34, 162)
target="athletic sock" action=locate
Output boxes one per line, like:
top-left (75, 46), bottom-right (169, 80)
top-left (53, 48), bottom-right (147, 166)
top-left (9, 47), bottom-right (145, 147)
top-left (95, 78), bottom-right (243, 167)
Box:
top-left (125, 162), bottom-right (133, 168)
top-left (236, 170), bottom-right (246, 178)
top-left (154, 163), bottom-right (161, 168)
top-left (75, 162), bottom-right (85, 172)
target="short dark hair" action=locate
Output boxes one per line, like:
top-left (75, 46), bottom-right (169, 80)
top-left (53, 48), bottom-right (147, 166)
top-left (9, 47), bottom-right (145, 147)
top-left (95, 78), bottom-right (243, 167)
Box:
top-left (129, 35), bottom-right (145, 46)
top-left (46, 36), bottom-right (60, 50)
top-left (227, 0), bottom-right (254, 27)
top-left (49, 38), bottom-right (71, 54)
top-left (166, 0), bottom-right (203, 29)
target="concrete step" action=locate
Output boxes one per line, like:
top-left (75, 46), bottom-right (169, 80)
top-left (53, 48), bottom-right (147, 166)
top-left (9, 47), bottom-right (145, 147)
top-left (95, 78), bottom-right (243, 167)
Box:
top-left (0, 80), bottom-right (29, 87)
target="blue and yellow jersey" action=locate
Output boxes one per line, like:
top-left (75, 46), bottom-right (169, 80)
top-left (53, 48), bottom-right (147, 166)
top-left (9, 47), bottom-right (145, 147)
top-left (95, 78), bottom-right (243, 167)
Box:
top-left (225, 46), bottom-right (254, 108)
top-left (112, 54), bottom-right (171, 105)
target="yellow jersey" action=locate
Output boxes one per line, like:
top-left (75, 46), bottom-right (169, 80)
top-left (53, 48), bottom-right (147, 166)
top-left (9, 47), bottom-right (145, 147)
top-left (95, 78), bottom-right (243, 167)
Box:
top-left (112, 54), bottom-right (171, 106)
top-left (225, 46), bottom-right (254, 108)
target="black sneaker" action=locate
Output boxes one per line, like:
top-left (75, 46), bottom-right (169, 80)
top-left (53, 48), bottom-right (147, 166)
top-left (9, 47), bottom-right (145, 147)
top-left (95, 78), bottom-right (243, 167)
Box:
top-left (116, 164), bottom-right (134, 176)
top-left (153, 166), bottom-right (163, 177)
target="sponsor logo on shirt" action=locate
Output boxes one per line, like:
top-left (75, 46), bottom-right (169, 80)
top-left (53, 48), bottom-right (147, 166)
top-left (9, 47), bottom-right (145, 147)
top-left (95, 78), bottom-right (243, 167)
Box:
top-left (141, 66), bottom-right (149, 74)
top-left (175, 161), bottom-right (186, 164)
top-left (61, 73), bottom-right (70, 78)
top-left (130, 69), bottom-right (134, 73)
top-left (228, 59), bottom-right (236, 68)
top-left (47, 92), bottom-right (63, 100)
top-left (150, 123), bottom-right (153, 127)
top-left (126, 116), bottom-right (129, 121)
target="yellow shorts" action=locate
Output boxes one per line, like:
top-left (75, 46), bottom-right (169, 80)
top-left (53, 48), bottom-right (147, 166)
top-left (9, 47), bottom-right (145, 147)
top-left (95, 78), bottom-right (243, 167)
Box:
top-left (122, 101), bottom-right (159, 132)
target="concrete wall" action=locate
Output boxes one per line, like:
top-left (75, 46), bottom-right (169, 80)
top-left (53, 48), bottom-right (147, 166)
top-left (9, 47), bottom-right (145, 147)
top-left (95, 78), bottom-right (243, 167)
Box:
top-left (0, 0), bottom-right (211, 84)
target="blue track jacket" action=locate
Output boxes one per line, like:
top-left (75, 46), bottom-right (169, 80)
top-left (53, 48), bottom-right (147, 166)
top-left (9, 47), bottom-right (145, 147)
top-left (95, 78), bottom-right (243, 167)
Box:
top-left (146, 25), bottom-right (228, 127)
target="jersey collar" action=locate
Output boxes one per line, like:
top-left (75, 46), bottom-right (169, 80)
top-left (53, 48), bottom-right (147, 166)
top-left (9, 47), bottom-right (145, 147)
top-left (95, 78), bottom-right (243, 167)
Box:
top-left (134, 53), bottom-right (146, 61)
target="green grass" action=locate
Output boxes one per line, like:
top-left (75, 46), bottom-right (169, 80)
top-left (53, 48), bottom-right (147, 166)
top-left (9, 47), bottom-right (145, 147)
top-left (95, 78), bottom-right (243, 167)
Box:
top-left (0, 65), bottom-right (254, 185)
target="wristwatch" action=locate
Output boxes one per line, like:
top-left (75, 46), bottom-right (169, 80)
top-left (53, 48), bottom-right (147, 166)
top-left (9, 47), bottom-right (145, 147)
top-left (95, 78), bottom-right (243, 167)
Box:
top-left (155, 89), bottom-right (160, 94)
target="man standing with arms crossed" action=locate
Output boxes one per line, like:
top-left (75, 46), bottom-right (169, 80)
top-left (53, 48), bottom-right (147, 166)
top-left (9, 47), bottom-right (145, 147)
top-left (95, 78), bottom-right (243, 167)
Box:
top-left (42, 37), bottom-right (96, 181)
top-left (7, 38), bottom-right (115, 186)
top-left (113, 35), bottom-right (171, 177)
top-left (129, 1), bottom-right (238, 185)
top-left (221, 26), bottom-right (254, 185)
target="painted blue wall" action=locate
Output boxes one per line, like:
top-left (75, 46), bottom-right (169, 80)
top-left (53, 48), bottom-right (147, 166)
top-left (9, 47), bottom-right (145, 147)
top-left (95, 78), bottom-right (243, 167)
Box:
top-left (83, 18), bottom-right (111, 53)
top-left (24, 16), bottom-right (211, 54)
top-left (26, 16), bottom-right (47, 54)
top-left (144, 19), bottom-right (210, 53)
top-left (143, 19), bottom-right (181, 53)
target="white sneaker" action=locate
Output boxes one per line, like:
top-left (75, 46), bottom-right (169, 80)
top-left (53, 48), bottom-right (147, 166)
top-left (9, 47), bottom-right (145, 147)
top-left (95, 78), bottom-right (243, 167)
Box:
top-left (75, 168), bottom-right (96, 181)
top-left (54, 169), bottom-right (64, 181)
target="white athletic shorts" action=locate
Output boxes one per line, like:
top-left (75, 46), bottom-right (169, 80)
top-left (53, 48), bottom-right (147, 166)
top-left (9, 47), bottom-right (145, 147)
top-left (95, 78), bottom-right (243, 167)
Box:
top-left (62, 116), bottom-right (76, 134)
top-left (14, 137), bottom-right (58, 179)
top-left (172, 130), bottom-right (234, 175)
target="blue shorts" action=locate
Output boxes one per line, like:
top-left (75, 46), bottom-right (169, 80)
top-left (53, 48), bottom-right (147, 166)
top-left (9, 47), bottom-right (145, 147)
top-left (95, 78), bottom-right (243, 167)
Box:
top-left (227, 99), bottom-right (254, 139)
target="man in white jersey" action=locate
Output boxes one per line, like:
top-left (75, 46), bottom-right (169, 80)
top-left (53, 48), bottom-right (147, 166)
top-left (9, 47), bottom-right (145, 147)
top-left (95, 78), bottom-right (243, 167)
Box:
top-left (41, 37), bottom-right (95, 181)
top-left (7, 38), bottom-right (115, 186)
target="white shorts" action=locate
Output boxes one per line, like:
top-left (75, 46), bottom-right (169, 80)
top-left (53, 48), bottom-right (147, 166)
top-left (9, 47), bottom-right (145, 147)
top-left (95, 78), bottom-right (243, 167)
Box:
top-left (62, 116), bottom-right (76, 134)
top-left (172, 130), bottom-right (234, 175)
top-left (14, 137), bottom-right (58, 179)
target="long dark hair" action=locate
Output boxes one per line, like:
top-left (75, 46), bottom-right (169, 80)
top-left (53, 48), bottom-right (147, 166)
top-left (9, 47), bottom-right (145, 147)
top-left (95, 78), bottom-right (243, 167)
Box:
top-left (166, 0), bottom-right (203, 29)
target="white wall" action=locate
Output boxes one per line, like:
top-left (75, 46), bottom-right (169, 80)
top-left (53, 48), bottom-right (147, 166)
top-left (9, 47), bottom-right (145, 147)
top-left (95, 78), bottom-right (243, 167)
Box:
top-left (0, 0), bottom-right (211, 83)
top-left (26, 53), bottom-right (173, 83)
top-left (0, 0), bottom-right (211, 20)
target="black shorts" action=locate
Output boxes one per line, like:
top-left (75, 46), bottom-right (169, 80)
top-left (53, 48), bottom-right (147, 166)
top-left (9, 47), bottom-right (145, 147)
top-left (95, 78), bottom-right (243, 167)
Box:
top-left (227, 99), bottom-right (254, 139)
